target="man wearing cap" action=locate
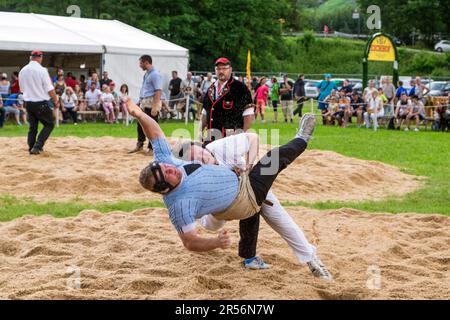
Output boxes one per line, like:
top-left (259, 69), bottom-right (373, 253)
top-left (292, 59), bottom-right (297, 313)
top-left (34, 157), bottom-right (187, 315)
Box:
top-left (201, 57), bottom-right (269, 269)
top-left (316, 74), bottom-right (338, 124)
top-left (201, 58), bottom-right (254, 142)
top-left (19, 51), bottom-right (59, 155)
top-left (129, 54), bottom-right (164, 154)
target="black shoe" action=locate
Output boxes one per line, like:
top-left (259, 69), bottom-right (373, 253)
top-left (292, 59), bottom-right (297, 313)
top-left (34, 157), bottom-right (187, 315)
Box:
top-left (29, 147), bottom-right (41, 155)
top-left (128, 142), bottom-right (144, 154)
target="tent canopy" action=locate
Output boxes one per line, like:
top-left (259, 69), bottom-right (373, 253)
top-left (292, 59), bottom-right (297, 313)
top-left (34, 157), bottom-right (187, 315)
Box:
top-left (0, 11), bottom-right (189, 99)
top-left (0, 11), bottom-right (188, 57)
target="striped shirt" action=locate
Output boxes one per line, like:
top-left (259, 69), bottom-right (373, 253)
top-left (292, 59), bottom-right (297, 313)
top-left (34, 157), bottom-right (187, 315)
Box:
top-left (151, 138), bottom-right (239, 233)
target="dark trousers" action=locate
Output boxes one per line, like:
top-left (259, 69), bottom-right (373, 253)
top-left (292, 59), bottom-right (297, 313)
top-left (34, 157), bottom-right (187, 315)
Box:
top-left (137, 108), bottom-right (158, 149)
top-left (238, 213), bottom-right (260, 259)
top-left (25, 101), bottom-right (54, 150)
top-left (238, 138), bottom-right (307, 259)
top-left (0, 107), bottom-right (5, 128)
top-left (293, 98), bottom-right (304, 117)
top-left (63, 108), bottom-right (78, 123)
top-left (250, 137), bottom-right (307, 206)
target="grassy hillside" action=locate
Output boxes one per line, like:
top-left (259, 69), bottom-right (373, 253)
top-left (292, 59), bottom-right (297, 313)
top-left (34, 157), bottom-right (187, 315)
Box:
top-left (315, 0), bottom-right (356, 15)
top-left (254, 37), bottom-right (450, 77)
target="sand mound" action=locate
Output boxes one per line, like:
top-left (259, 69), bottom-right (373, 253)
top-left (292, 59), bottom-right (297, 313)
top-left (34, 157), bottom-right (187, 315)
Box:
top-left (0, 207), bottom-right (448, 300)
top-left (0, 137), bottom-right (422, 203)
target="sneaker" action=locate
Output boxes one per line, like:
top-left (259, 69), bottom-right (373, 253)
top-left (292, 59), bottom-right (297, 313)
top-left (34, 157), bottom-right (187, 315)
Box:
top-left (307, 255), bottom-right (332, 280)
top-left (243, 256), bottom-right (271, 270)
top-left (404, 127), bottom-right (409, 132)
top-left (296, 113), bottom-right (316, 142)
top-left (261, 120), bottom-right (266, 124)
top-left (414, 128), bottom-right (419, 132)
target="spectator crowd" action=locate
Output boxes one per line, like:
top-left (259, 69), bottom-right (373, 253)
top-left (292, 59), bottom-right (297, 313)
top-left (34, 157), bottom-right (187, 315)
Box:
top-left (1, 67), bottom-right (449, 132)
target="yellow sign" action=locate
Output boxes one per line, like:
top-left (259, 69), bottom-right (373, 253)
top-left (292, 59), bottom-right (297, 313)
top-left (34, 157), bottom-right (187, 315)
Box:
top-left (368, 35), bottom-right (395, 62)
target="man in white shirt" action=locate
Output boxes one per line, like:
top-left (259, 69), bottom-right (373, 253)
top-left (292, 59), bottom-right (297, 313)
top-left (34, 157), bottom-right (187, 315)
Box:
top-left (85, 82), bottom-right (102, 110)
top-left (363, 89), bottom-right (384, 130)
top-left (173, 133), bottom-right (332, 280)
top-left (19, 51), bottom-right (59, 155)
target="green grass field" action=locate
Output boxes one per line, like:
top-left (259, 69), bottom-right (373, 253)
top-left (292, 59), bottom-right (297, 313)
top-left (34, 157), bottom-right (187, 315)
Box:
top-left (0, 108), bottom-right (449, 221)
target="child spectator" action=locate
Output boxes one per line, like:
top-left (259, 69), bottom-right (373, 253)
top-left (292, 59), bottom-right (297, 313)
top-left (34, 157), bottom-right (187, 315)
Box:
top-left (350, 92), bottom-right (365, 128)
top-left (100, 86), bottom-right (116, 124)
top-left (395, 92), bottom-right (411, 130)
top-left (405, 95), bottom-right (425, 132)
top-left (119, 84), bottom-right (129, 124)
top-left (255, 77), bottom-right (269, 123)
top-left (271, 77), bottom-right (280, 123)
top-left (323, 96), bottom-right (338, 125)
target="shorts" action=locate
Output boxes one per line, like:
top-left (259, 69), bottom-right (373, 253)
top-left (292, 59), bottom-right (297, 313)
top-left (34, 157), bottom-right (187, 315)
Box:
top-left (272, 100), bottom-right (278, 111)
top-left (318, 102), bottom-right (328, 110)
top-left (256, 99), bottom-right (266, 115)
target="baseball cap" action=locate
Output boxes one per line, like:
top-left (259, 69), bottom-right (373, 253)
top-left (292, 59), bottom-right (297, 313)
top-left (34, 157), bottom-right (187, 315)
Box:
top-left (215, 57), bottom-right (231, 66)
top-left (31, 50), bottom-right (44, 57)
top-left (324, 73), bottom-right (332, 78)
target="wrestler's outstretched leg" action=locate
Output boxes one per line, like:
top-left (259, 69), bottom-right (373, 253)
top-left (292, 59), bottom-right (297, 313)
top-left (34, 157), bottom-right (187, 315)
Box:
top-left (249, 113), bottom-right (316, 205)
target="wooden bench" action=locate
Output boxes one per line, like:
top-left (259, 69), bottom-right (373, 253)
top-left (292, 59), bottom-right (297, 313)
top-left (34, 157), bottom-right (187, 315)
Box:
top-left (77, 110), bottom-right (103, 122)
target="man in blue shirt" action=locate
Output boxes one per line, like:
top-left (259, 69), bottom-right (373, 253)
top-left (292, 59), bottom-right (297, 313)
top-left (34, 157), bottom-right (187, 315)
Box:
top-left (125, 99), bottom-right (316, 252)
top-left (394, 80), bottom-right (407, 104)
top-left (129, 55), bottom-right (165, 154)
top-left (316, 74), bottom-right (338, 123)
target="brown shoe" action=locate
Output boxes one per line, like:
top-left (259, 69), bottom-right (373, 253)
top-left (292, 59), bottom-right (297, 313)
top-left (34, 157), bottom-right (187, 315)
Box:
top-left (128, 142), bottom-right (144, 154)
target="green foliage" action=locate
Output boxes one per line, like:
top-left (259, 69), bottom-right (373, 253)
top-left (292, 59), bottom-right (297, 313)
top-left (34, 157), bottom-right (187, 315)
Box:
top-left (357, 0), bottom-right (450, 46)
top-left (298, 30), bottom-right (316, 52)
top-left (0, 1), bottom-right (448, 73)
top-left (403, 53), bottom-right (450, 76)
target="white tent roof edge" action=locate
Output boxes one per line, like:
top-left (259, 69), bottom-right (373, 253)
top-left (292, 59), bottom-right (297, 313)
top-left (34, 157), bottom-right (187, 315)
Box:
top-left (0, 11), bottom-right (189, 57)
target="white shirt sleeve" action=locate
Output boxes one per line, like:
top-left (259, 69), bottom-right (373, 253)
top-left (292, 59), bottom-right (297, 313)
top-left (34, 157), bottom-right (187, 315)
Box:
top-left (41, 67), bottom-right (54, 93)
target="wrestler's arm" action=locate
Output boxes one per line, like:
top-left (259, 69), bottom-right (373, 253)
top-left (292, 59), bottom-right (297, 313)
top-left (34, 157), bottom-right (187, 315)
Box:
top-left (243, 114), bottom-right (254, 132)
top-left (151, 89), bottom-right (162, 116)
top-left (179, 229), bottom-right (230, 252)
top-left (126, 99), bottom-right (165, 140)
top-left (245, 132), bottom-right (259, 170)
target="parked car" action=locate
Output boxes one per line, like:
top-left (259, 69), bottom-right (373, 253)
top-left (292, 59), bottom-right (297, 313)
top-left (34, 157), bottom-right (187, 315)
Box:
top-left (426, 81), bottom-right (450, 96)
top-left (434, 40), bottom-right (450, 53)
top-left (351, 82), bottom-right (363, 95)
top-left (304, 80), bottom-right (320, 99)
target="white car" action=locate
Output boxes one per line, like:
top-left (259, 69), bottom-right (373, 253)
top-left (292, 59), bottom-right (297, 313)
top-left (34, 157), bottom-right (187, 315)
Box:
top-left (434, 40), bottom-right (450, 53)
top-left (304, 80), bottom-right (320, 99)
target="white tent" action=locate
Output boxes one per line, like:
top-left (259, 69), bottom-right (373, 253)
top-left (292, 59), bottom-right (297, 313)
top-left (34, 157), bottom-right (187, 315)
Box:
top-left (0, 11), bottom-right (189, 99)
